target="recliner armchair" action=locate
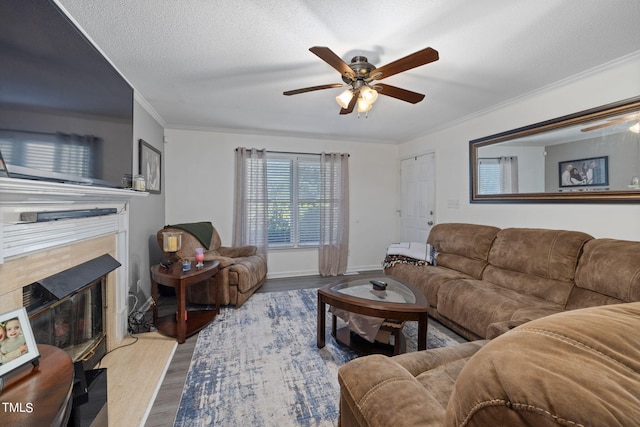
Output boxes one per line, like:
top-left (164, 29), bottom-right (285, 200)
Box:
top-left (157, 222), bottom-right (267, 307)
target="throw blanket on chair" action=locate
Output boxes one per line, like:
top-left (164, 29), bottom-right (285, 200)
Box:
top-left (166, 221), bottom-right (214, 250)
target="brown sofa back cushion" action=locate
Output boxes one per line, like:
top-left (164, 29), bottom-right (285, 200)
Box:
top-left (573, 238), bottom-right (640, 303)
top-left (483, 228), bottom-right (592, 304)
top-left (444, 302), bottom-right (640, 426)
top-left (427, 223), bottom-right (500, 279)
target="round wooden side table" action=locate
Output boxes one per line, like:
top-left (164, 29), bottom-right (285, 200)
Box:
top-left (1, 344), bottom-right (74, 427)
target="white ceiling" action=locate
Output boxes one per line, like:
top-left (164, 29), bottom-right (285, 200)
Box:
top-left (56, 0), bottom-right (640, 144)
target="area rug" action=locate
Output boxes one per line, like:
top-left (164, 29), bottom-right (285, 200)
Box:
top-left (173, 288), bottom-right (466, 427)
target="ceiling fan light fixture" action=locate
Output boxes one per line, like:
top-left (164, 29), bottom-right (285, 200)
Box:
top-left (630, 121), bottom-right (640, 134)
top-left (360, 85), bottom-right (378, 104)
top-left (357, 97), bottom-right (373, 113)
top-left (336, 89), bottom-right (354, 109)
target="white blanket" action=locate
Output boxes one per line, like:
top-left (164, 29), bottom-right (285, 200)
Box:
top-left (386, 242), bottom-right (428, 261)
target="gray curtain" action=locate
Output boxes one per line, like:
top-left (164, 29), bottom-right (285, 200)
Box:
top-left (233, 147), bottom-right (268, 258)
top-left (318, 152), bottom-right (349, 276)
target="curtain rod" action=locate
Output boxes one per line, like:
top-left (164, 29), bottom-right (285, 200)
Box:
top-left (235, 148), bottom-right (349, 157)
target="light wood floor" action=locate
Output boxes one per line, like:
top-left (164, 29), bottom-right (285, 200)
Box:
top-left (98, 332), bottom-right (177, 427)
top-left (143, 270), bottom-right (383, 427)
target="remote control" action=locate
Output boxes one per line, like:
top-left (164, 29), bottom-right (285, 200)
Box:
top-left (370, 280), bottom-right (387, 290)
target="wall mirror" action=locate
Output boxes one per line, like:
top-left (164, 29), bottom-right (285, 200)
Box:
top-left (470, 95), bottom-right (640, 203)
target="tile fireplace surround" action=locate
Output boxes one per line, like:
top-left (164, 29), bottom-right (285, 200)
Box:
top-left (0, 177), bottom-right (147, 351)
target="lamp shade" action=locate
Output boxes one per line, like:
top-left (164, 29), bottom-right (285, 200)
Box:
top-left (357, 98), bottom-right (373, 113)
top-left (336, 89), bottom-right (354, 109)
top-left (360, 85), bottom-right (378, 104)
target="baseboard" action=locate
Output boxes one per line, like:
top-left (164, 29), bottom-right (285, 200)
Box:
top-left (266, 265), bottom-right (382, 279)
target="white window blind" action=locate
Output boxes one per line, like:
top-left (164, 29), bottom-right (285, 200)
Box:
top-left (266, 154), bottom-right (321, 247)
top-left (478, 158), bottom-right (501, 194)
top-left (478, 156), bottom-right (519, 194)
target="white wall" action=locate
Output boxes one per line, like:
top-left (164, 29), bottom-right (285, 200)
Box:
top-left (163, 129), bottom-right (398, 277)
top-left (400, 53), bottom-right (640, 240)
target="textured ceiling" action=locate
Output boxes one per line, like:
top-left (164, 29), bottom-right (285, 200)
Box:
top-left (56, 0), bottom-right (640, 144)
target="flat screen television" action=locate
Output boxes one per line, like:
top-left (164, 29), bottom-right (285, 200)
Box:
top-left (0, 0), bottom-right (133, 188)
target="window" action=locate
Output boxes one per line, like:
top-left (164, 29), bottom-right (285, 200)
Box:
top-left (477, 156), bottom-right (519, 194)
top-left (477, 158), bottom-right (501, 194)
top-left (266, 154), bottom-right (321, 248)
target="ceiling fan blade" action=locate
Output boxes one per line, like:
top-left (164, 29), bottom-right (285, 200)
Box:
top-left (371, 47), bottom-right (439, 80)
top-left (339, 95), bottom-right (357, 115)
top-left (283, 83), bottom-right (344, 96)
top-left (309, 46), bottom-right (356, 80)
top-left (580, 112), bottom-right (640, 132)
top-left (376, 84), bottom-right (425, 104)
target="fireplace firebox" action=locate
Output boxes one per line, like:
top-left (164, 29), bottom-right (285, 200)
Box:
top-left (23, 254), bottom-right (120, 370)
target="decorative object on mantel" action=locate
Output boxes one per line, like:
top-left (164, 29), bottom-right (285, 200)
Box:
top-left (139, 139), bottom-right (161, 194)
top-left (0, 307), bottom-right (40, 388)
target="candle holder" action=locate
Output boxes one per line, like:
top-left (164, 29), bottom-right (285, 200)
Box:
top-left (161, 231), bottom-right (183, 266)
top-left (195, 247), bottom-right (204, 268)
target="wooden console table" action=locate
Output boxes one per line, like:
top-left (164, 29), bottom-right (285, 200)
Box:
top-left (151, 260), bottom-right (220, 343)
top-left (1, 345), bottom-right (73, 426)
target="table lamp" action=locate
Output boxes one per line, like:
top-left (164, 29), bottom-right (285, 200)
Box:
top-left (162, 231), bottom-right (182, 266)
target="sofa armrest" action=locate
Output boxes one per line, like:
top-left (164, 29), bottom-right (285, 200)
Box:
top-left (338, 354), bottom-right (447, 427)
top-left (391, 340), bottom-right (488, 376)
top-left (218, 245), bottom-right (257, 258)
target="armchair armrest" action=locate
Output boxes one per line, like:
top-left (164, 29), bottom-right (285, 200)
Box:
top-left (338, 355), bottom-right (447, 427)
top-left (391, 340), bottom-right (488, 377)
top-left (204, 254), bottom-right (235, 268)
top-left (219, 245), bottom-right (257, 258)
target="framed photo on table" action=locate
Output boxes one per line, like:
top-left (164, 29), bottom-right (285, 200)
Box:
top-left (139, 139), bottom-right (162, 193)
top-left (0, 308), bottom-right (40, 378)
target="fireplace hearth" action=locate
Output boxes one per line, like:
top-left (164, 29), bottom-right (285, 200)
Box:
top-left (24, 254), bottom-right (121, 370)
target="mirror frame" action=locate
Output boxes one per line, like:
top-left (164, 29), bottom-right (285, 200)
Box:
top-left (469, 95), bottom-right (640, 203)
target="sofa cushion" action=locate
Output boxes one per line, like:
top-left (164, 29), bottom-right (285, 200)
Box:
top-left (385, 264), bottom-right (472, 309)
top-left (574, 238), bottom-right (640, 303)
top-left (483, 228), bottom-right (592, 305)
top-left (488, 228), bottom-right (592, 281)
top-left (428, 223), bottom-right (500, 278)
top-left (338, 341), bottom-right (488, 427)
top-left (444, 302), bottom-right (640, 426)
top-left (437, 279), bottom-right (562, 338)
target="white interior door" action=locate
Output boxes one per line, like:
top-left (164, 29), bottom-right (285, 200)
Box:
top-left (400, 153), bottom-right (436, 242)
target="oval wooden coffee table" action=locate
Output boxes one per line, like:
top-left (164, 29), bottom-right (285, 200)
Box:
top-left (317, 276), bottom-right (428, 355)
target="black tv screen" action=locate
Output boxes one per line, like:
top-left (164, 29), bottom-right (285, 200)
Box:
top-left (0, 0), bottom-right (133, 188)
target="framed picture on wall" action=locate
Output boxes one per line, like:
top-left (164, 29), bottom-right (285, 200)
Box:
top-left (0, 308), bottom-right (40, 378)
top-left (139, 139), bottom-right (161, 194)
top-left (558, 156), bottom-right (608, 188)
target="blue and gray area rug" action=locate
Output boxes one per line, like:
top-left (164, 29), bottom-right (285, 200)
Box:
top-left (174, 287), bottom-right (465, 426)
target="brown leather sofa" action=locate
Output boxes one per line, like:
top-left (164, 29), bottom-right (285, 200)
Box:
top-left (384, 223), bottom-right (640, 340)
top-left (337, 301), bottom-right (640, 426)
top-left (158, 222), bottom-right (267, 307)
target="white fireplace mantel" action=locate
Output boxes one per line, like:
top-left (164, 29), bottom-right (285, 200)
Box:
top-left (0, 176), bottom-right (148, 345)
top-left (0, 176), bottom-right (148, 205)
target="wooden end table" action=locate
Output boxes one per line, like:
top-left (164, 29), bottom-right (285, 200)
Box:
top-left (151, 260), bottom-right (220, 343)
top-left (317, 276), bottom-right (429, 355)
top-left (1, 345), bottom-right (74, 427)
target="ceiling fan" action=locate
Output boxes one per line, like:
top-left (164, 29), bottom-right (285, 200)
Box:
top-left (581, 112), bottom-right (640, 133)
top-left (283, 46), bottom-right (439, 115)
